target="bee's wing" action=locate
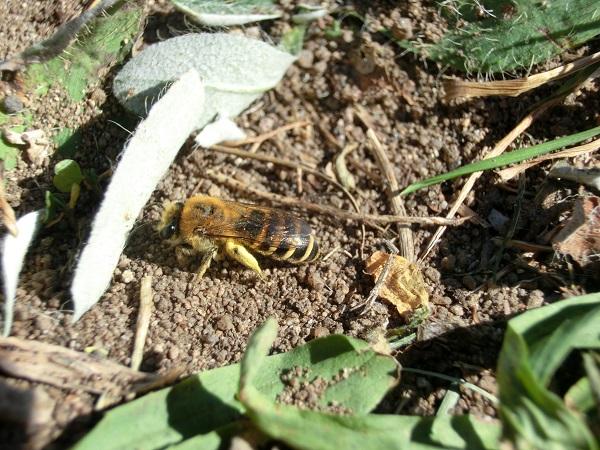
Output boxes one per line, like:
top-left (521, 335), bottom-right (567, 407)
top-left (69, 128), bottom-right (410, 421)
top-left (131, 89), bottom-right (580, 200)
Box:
top-left (199, 203), bottom-right (309, 248)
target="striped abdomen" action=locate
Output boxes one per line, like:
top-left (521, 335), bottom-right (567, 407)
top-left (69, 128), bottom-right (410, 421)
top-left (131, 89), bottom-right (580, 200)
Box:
top-left (243, 211), bottom-right (319, 264)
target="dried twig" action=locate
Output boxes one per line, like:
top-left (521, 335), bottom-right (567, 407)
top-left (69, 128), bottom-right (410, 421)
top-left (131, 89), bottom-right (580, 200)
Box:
top-left (497, 137), bottom-right (600, 181)
top-left (355, 106), bottom-right (415, 261)
top-left (0, 162), bottom-right (17, 236)
top-left (131, 276), bottom-right (153, 371)
top-left (0, 337), bottom-right (151, 394)
top-left (209, 172), bottom-right (467, 226)
top-left (445, 50), bottom-right (600, 100)
top-left (224, 120), bottom-right (310, 147)
top-left (419, 66), bottom-right (600, 263)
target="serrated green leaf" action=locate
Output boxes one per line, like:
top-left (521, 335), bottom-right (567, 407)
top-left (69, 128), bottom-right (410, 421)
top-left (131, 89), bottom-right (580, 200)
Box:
top-left (25, 6), bottom-right (141, 102)
top-left (73, 331), bottom-right (398, 450)
top-left (423, 0), bottom-right (600, 74)
top-left (497, 293), bottom-right (600, 449)
top-left (400, 125), bottom-right (600, 196)
top-left (53, 159), bottom-right (83, 193)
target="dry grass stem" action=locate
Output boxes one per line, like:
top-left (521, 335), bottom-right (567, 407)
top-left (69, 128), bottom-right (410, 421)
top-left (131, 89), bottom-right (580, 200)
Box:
top-left (445, 51), bottom-right (600, 99)
top-left (209, 172), bottom-right (467, 227)
top-left (354, 106), bottom-right (415, 261)
top-left (131, 275), bottom-right (154, 371)
top-left (419, 67), bottom-right (600, 263)
top-left (497, 137), bottom-right (600, 181)
top-left (224, 120), bottom-right (310, 147)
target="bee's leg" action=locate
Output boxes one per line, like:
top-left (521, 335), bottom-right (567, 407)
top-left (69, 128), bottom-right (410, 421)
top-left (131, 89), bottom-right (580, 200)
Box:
top-left (224, 239), bottom-right (264, 278)
top-left (188, 237), bottom-right (218, 279)
top-left (195, 248), bottom-right (217, 279)
top-left (175, 244), bottom-right (195, 267)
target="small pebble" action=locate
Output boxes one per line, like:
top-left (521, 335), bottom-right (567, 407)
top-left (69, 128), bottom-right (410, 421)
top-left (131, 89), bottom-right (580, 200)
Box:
top-left (440, 255), bottom-right (455, 271)
top-left (462, 275), bottom-right (477, 290)
top-left (311, 326), bottom-right (329, 339)
top-left (121, 270), bottom-right (134, 284)
top-left (216, 314), bottom-right (234, 331)
top-left (297, 49), bottom-right (314, 69)
top-left (1, 95), bottom-right (24, 114)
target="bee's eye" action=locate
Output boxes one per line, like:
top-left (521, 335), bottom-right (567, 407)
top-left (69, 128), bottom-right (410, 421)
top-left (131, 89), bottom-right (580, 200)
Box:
top-left (160, 222), bottom-right (177, 239)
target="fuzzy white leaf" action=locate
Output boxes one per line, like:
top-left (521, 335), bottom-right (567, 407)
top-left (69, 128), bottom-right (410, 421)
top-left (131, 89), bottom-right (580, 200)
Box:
top-left (172, 0), bottom-right (281, 26)
top-left (194, 115), bottom-right (246, 148)
top-left (71, 70), bottom-right (205, 321)
top-left (1, 210), bottom-right (41, 336)
top-left (113, 33), bottom-right (295, 130)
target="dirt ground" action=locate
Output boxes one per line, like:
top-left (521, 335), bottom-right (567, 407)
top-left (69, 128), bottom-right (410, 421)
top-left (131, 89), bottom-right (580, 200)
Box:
top-left (1, 1), bottom-right (599, 449)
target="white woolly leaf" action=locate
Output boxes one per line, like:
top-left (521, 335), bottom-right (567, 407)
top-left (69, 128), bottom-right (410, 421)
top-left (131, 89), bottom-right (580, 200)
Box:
top-left (71, 70), bottom-right (205, 321)
top-left (172, 0), bottom-right (281, 26)
top-left (113, 33), bottom-right (295, 130)
top-left (194, 115), bottom-right (246, 148)
top-left (1, 210), bottom-right (41, 336)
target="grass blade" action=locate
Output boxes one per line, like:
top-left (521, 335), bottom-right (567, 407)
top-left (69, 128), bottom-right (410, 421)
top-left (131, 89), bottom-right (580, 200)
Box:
top-left (400, 125), bottom-right (600, 196)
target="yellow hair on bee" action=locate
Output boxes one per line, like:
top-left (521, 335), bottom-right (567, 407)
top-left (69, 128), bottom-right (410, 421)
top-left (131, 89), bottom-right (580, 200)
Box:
top-left (157, 201), bottom-right (181, 232)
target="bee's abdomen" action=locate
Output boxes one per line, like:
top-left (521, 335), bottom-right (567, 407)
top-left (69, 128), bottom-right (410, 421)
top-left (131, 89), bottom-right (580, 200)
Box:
top-left (253, 216), bottom-right (319, 264)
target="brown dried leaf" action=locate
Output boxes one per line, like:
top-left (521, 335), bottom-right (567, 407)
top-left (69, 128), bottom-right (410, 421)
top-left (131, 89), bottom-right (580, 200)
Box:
top-left (552, 195), bottom-right (600, 268)
top-left (3, 129), bottom-right (50, 166)
top-left (365, 251), bottom-right (429, 315)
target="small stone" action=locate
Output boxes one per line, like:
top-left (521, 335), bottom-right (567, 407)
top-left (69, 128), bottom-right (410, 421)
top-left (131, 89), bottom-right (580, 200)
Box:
top-left (216, 314), bottom-right (234, 331)
top-left (297, 49), bottom-right (314, 69)
top-left (121, 270), bottom-right (134, 283)
top-left (526, 289), bottom-right (545, 309)
top-left (306, 271), bottom-right (324, 290)
top-left (168, 346), bottom-right (180, 360)
top-left (390, 15), bottom-right (413, 40)
top-left (450, 304), bottom-right (464, 316)
top-left (440, 255), bottom-right (455, 271)
top-left (311, 326), bottom-right (329, 339)
top-left (1, 95), bottom-right (24, 114)
top-left (424, 267), bottom-right (441, 283)
top-left (35, 315), bottom-right (54, 331)
top-left (462, 275), bottom-right (477, 290)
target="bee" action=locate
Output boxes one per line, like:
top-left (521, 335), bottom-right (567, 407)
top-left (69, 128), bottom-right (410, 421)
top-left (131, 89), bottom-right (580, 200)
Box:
top-left (158, 195), bottom-right (319, 278)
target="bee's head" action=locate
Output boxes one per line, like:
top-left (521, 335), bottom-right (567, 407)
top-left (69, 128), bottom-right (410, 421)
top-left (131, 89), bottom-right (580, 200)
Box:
top-left (158, 201), bottom-right (183, 240)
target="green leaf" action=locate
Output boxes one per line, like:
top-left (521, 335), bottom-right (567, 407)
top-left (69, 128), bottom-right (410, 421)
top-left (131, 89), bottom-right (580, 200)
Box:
top-left (565, 378), bottom-right (595, 414)
top-left (53, 160), bottom-right (83, 193)
top-left (238, 321), bottom-right (499, 450)
top-left (280, 25), bottom-right (307, 55)
top-left (422, 0), bottom-right (600, 74)
top-left (497, 293), bottom-right (600, 449)
top-left (172, 0), bottom-right (282, 26)
top-left (73, 330), bottom-right (398, 450)
top-left (113, 33), bottom-right (296, 131)
top-left (25, 6), bottom-right (141, 102)
top-left (53, 127), bottom-right (82, 158)
top-left (400, 125), bottom-right (600, 196)
top-left (0, 136), bottom-right (19, 170)
top-left (43, 191), bottom-right (66, 223)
